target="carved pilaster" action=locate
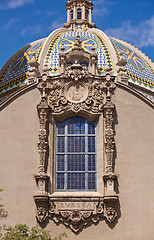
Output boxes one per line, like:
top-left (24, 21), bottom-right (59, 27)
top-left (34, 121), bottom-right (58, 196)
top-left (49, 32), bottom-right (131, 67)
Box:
top-left (102, 67), bottom-right (119, 223)
top-left (103, 67), bottom-right (116, 174)
top-left (37, 105), bottom-right (48, 174)
top-left (37, 71), bottom-right (50, 175)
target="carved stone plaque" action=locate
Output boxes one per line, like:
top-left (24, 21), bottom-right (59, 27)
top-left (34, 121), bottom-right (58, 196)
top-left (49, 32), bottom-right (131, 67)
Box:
top-left (65, 82), bottom-right (88, 103)
top-left (58, 202), bottom-right (95, 211)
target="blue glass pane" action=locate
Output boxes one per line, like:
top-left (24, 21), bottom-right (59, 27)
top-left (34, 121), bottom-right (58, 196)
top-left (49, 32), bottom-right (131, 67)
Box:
top-left (68, 117), bottom-right (85, 134)
top-left (57, 122), bottom-right (65, 134)
top-left (67, 173), bottom-right (85, 190)
top-left (57, 137), bottom-right (65, 153)
top-left (88, 173), bottom-right (96, 190)
top-left (88, 155), bottom-right (96, 171)
top-left (68, 137), bottom-right (85, 152)
top-left (56, 117), bottom-right (97, 191)
top-left (88, 137), bottom-right (95, 152)
top-left (57, 155), bottom-right (65, 171)
top-left (88, 121), bottom-right (96, 134)
top-left (67, 155), bottom-right (85, 171)
top-left (57, 173), bottom-right (64, 190)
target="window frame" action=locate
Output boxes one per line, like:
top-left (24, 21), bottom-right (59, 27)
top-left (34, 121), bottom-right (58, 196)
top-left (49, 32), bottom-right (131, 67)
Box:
top-left (49, 113), bottom-right (104, 196)
top-left (55, 117), bottom-right (97, 192)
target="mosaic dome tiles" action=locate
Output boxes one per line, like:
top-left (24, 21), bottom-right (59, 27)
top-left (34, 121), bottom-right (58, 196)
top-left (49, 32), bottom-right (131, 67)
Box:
top-left (0, 40), bottom-right (45, 104)
top-left (110, 37), bottom-right (154, 102)
top-left (43, 31), bottom-right (113, 76)
top-left (0, 29), bottom-right (153, 105)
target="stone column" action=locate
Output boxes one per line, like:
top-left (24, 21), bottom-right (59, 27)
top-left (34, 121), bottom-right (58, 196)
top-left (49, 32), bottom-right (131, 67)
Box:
top-left (89, 7), bottom-right (92, 23)
top-left (67, 7), bottom-right (70, 22)
top-left (82, 3), bottom-right (86, 19)
top-left (73, 2), bottom-right (76, 20)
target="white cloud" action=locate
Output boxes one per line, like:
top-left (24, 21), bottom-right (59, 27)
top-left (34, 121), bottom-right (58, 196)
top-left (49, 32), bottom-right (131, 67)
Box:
top-left (20, 20), bottom-right (63, 38)
top-left (93, 0), bottom-right (114, 17)
top-left (0, 0), bottom-right (33, 10)
top-left (21, 24), bottom-right (44, 36)
top-left (4, 18), bottom-right (18, 29)
top-left (50, 20), bottom-right (63, 31)
top-left (105, 15), bottom-right (154, 48)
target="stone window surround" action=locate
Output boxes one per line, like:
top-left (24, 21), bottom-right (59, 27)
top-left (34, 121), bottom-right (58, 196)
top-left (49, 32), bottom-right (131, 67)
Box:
top-left (49, 113), bottom-right (104, 196)
top-left (33, 37), bottom-right (119, 231)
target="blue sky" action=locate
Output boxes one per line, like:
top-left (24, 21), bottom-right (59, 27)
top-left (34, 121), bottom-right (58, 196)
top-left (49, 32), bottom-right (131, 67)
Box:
top-left (0, 0), bottom-right (154, 70)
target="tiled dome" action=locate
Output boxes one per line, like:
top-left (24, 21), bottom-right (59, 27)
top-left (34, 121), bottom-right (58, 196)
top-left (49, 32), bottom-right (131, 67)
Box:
top-left (0, 39), bottom-right (45, 104)
top-left (110, 37), bottom-right (154, 102)
top-left (43, 30), bottom-right (113, 76)
top-left (0, 27), bottom-right (154, 105)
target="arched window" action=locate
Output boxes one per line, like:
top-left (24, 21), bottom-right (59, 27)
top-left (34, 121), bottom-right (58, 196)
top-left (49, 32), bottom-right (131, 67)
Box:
top-left (70, 10), bottom-right (73, 21)
top-left (56, 117), bottom-right (96, 191)
top-left (77, 8), bottom-right (82, 20)
top-left (85, 9), bottom-right (89, 20)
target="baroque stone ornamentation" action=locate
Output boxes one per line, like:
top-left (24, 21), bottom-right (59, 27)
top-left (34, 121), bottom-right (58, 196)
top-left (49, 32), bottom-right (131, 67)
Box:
top-left (34, 196), bottom-right (49, 223)
top-left (48, 76), bottom-right (105, 115)
top-left (28, 53), bottom-right (39, 84)
top-left (62, 61), bottom-right (90, 81)
top-left (103, 67), bottom-right (116, 174)
top-left (48, 199), bottom-right (104, 232)
top-left (34, 37), bottom-right (119, 232)
top-left (116, 53), bottom-right (128, 84)
top-left (104, 196), bottom-right (118, 223)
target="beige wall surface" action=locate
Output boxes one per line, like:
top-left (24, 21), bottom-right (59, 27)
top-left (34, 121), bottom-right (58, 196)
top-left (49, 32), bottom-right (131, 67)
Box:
top-left (0, 88), bottom-right (40, 226)
top-left (0, 86), bottom-right (154, 240)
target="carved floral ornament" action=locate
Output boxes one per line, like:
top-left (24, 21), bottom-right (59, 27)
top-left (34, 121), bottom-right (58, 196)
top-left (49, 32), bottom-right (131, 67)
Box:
top-left (34, 36), bottom-right (119, 232)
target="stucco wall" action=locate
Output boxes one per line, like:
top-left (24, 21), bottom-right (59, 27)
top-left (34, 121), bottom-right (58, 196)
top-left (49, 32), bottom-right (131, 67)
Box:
top-left (0, 86), bottom-right (154, 240)
top-left (0, 87), bottom-right (40, 226)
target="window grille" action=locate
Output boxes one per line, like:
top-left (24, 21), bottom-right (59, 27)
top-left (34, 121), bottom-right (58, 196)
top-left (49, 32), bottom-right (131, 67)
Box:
top-left (56, 117), bottom-right (96, 191)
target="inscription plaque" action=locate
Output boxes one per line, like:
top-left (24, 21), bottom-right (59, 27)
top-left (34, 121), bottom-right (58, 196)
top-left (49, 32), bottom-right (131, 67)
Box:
top-left (58, 202), bottom-right (95, 211)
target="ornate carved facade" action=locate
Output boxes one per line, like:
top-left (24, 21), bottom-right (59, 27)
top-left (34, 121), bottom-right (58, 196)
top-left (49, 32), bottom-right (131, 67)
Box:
top-left (34, 36), bottom-right (119, 232)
